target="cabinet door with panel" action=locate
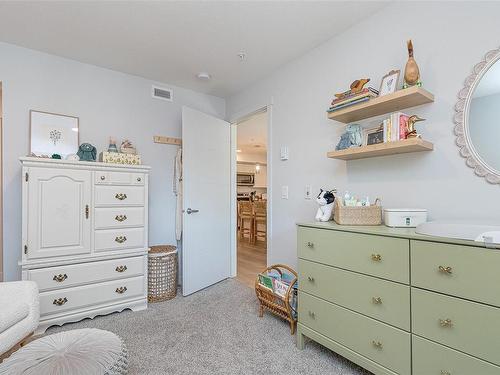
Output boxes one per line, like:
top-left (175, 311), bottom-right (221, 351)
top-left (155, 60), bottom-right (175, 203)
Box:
top-left (26, 168), bottom-right (92, 259)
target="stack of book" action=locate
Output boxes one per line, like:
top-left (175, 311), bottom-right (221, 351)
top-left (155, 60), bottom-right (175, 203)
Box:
top-left (382, 112), bottom-right (409, 142)
top-left (327, 87), bottom-right (379, 113)
top-left (258, 270), bottom-right (297, 299)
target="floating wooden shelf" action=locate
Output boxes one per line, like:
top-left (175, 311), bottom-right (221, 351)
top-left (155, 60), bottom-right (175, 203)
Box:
top-left (327, 139), bottom-right (434, 160)
top-left (327, 87), bottom-right (434, 123)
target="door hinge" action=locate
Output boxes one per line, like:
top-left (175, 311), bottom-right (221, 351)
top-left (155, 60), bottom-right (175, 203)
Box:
top-left (24, 245), bottom-right (28, 254)
top-left (25, 172), bottom-right (29, 182)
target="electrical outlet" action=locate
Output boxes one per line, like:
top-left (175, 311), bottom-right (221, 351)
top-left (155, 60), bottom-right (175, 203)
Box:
top-left (281, 185), bottom-right (289, 199)
top-left (305, 185), bottom-right (312, 200)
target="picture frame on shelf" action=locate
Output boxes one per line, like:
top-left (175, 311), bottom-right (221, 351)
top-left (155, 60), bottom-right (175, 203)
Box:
top-left (30, 110), bottom-right (79, 158)
top-left (378, 70), bottom-right (400, 97)
top-left (364, 125), bottom-right (385, 146)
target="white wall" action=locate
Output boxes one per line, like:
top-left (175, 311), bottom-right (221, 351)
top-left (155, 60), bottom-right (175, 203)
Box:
top-left (226, 2), bottom-right (500, 269)
top-left (1, 42), bottom-right (225, 280)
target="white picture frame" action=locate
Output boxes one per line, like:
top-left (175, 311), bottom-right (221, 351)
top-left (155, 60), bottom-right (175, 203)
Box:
top-left (378, 70), bottom-right (400, 97)
top-left (30, 110), bottom-right (79, 157)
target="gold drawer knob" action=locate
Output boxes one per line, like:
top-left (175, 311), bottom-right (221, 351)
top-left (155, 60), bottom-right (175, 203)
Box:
top-left (439, 318), bottom-right (453, 328)
top-left (115, 215), bottom-right (127, 222)
top-left (307, 242), bottom-right (314, 248)
top-left (137, 177), bottom-right (142, 182)
top-left (115, 265), bottom-right (128, 273)
top-left (308, 311), bottom-right (316, 319)
top-left (53, 297), bottom-right (68, 306)
top-left (372, 340), bottom-right (383, 349)
top-left (372, 297), bottom-right (383, 304)
top-left (115, 236), bottom-right (127, 243)
top-left (115, 286), bottom-right (128, 294)
top-left (440, 371), bottom-right (451, 375)
top-left (100, 175), bottom-right (106, 181)
top-left (53, 273), bottom-right (68, 282)
top-left (438, 266), bottom-right (453, 274)
top-left (371, 254), bottom-right (382, 262)
top-left (307, 276), bottom-right (315, 282)
top-left (115, 193), bottom-right (127, 200)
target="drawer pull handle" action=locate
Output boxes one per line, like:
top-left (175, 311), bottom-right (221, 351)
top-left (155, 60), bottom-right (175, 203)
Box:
top-left (137, 177), bottom-right (142, 182)
top-left (85, 205), bottom-right (89, 219)
top-left (372, 297), bottom-right (383, 304)
top-left (115, 265), bottom-right (128, 273)
top-left (439, 318), bottom-right (453, 328)
top-left (100, 175), bottom-right (106, 181)
top-left (115, 286), bottom-right (128, 294)
top-left (308, 311), bottom-right (316, 319)
top-left (438, 266), bottom-right (453, 274)
top-left (53, 297), bottom-right (68, 306)
top-left (115, 193), bottom-right (128, 201)
top-left (440, 371), bottom-right (451, 375)
top-left (372, 340), bottom-right (383, 349)
top-left (53, 273), bottom-right (68, 282)
top-left (115, 215), bottom-right (127, 222)
top-left (115, 236), bottom-right (127, 243)
top-left (307, 242), bottom-right (314, 248)
top-left (371, 254), bottom-right (382, 262)
top-left (307, 276), bottom-right (315, 282)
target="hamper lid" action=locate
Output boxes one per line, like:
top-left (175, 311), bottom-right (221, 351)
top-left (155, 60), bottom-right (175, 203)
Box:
top-left (149, 245), bottom-right (177, 255)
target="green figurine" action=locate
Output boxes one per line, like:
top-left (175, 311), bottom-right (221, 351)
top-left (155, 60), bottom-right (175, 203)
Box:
top-left (77, 143), bottom-right (97, 161)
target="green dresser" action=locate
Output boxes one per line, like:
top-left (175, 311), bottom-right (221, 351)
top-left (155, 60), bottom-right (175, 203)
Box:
top-left (296, 222), bottom-right (500, 375)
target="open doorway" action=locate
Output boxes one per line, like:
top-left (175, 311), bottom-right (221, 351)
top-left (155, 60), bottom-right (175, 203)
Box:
top-left (235, 110), bottom-right (268, 288)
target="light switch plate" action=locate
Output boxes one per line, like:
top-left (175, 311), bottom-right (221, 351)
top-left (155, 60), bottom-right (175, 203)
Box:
top-left (280, 146), bottom-right (289, 161)
top-left (281, 185), bottom-right (289, 199)
top-left (305, 185), bottom-right (312, 200)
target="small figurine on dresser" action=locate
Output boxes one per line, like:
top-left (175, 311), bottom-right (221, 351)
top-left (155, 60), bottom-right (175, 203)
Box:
top-left (107, 138), bottom-right (119, 153)
top-left (403, 39), bottom-right (422, 88)
top-left (120, 140), bottom-right (137, 154)
top-left (77, 143), bottom-right (97, 161)
top-left (335, 124), bottom-right (363, 150)
top-left (315, 189), bottom-right (336, 222)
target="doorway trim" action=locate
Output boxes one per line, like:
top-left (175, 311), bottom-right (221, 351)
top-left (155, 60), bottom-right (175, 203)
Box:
top-left (229, 103), bottom-right (272, 278)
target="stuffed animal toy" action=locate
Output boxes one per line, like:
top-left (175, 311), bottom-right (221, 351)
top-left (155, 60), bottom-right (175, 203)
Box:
top-left (77, 143), bottom-right (97, 162)
top-left (315, 189), bottom-right (336, 222)
top-left (335, 124), bottom-right (363, 150)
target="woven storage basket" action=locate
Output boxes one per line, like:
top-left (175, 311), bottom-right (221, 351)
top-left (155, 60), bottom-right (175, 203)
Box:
top-left (148, 245), bottom-right (177, 302)
top-left (333, 198), bottom-right (382, 225)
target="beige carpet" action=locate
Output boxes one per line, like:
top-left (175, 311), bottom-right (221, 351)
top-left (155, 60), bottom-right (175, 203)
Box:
top-left (47, 279), bottom-right (370, 375)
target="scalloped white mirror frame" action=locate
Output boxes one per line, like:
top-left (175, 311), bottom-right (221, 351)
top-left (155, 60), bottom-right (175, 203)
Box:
top-left (455, 48), bottom-right (500, 185)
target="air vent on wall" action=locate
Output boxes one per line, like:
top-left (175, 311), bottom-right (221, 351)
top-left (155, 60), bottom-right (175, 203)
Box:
top-left (152, 85), bottom-right (173, 102)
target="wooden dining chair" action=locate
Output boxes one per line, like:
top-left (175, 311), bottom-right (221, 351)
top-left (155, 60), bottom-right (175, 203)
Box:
top-left (252, 201), bottom-right (267, 245)
top-left (238, 201), bottom-right (254, 242)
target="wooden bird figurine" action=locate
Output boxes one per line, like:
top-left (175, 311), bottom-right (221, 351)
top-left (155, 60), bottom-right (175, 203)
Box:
top-left (404, 40), bottom-right (421, 88)
top-left (334, 78), bottom-right (370, 99)
top-left (406, 115), bottom-right (425, 138)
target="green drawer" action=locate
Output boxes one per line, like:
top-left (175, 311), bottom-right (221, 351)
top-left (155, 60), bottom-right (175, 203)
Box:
top-left (299, 291), bottom-right (411, 375)
top-left (411, 240), bottom-right (500, 307)
top-left (412, 288), bottom-right (500, 365)
top-left (412, 335), bottom-right (500, 375)
top-left (299, 259), bottom-right (410, 330)
top-left (297, 227), bottom-right (409, 284)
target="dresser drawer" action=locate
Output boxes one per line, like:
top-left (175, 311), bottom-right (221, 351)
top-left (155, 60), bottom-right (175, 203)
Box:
top-left (95, 227), bottom-right (145, 252)
top-left (94, 207), bottom-right (145, 229)
top-left (95, 171), bottom-right (145, 185)
top-left (411, 240), bottom-right (500, 307)
top-left (297, 227), bottom-right (409, 284)
top-left (299, 291), bottom-right (410, 375)
top-left (412, 288), bottom-right (500, 365)
top-left (412, 335), bottom-right (500, 375)
top-left (299, 259), bottom-right (410, 330)
top-left (40, 275), bottom-right (145, 316)
top-left (28, 256), bottom-right (145, 292)
top-left (95, 185), bottom-right (145, 206)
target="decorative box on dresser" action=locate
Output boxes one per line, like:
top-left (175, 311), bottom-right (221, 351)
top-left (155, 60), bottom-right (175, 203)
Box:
top-left (296, 222), bottom-right (500, 375)
top-left (20, 157), bottom-right (150, 334)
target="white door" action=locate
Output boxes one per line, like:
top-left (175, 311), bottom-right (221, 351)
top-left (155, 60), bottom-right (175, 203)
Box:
top-left (182, 107), bottom-right (231, 296)
top-left (27, 168), bottom-right (92, 259)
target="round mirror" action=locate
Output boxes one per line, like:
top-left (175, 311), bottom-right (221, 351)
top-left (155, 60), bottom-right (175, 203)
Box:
top-left (455, 48), bottom-right (500, 185)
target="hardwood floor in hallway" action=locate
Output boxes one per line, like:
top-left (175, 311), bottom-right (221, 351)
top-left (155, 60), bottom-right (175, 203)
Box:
top-left (236, 239), bottom-right (266, 288)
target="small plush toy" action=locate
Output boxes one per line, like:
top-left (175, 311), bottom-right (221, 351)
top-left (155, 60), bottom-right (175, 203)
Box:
top-left (335, 124), bottom-right (363, 150)
top-left (77, 143), bottom-right (97, 162)
top-left (315, 189), bottom-right (336, 222)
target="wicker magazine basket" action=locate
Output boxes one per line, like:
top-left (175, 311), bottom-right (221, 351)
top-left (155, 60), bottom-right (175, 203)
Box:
top-left (255, 264), bottom-right (298, 335)
top-left (148, 245), bottom-right (177, 303)
top-left (333, 197), bottom-right (382, 225)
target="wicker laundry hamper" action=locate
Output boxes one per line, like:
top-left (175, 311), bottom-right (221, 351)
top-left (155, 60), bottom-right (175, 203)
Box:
top-left (148, 245), bottom-right (178, 302)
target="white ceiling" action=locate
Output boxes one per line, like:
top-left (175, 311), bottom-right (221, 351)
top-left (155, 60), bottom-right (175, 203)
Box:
top-left (0, 1), bottom-right (388, 97)
top-left (237, 111), bottom-right (267, 155)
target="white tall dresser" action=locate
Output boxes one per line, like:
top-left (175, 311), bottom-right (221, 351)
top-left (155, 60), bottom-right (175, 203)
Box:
top-left (19, 157), bottom-right (150, 333)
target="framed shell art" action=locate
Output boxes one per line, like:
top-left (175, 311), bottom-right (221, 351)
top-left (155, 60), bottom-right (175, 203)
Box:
top-left (30, 110), bottom-right (79, 158)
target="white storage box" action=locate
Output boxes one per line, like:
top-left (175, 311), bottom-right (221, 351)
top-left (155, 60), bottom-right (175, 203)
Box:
top-left (384, 208), bottom-right (427, 228)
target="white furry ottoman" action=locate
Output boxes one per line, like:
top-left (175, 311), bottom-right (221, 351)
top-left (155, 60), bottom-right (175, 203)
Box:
top-left (0, 328), bottom-right (128, 375)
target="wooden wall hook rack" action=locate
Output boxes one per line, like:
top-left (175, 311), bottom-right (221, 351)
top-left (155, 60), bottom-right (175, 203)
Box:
top-left (153, 136), bottom-right (182, 146)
